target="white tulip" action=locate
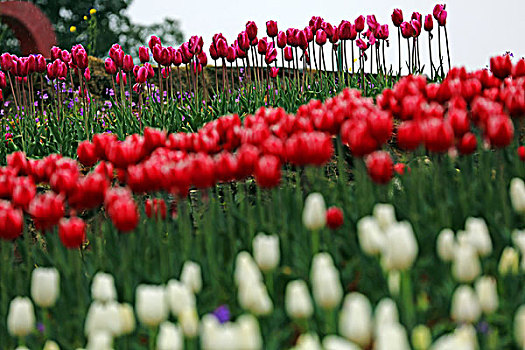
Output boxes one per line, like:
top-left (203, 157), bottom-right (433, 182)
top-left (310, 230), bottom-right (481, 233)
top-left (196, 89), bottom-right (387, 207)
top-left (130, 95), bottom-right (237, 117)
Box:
top-left (238, 279), bottom-right (273, 315)
top-left (464, 217), bottom-right (492, 257)
top-left (514, 305), bottom-right (525, 347)
top-left (450, 285), bottom-right (481, 324)
top-left (452, 240), bottom-right (481, 283)
top-left (285, 280), bottom-right (314, 319)
top-left (43, 340), bottom-right (60, 350)
top-left (381, 221), bottom-right (418, 271)
top-left (294, 333), bottom-right (322, 350)
top-left (84, 301), bottom-right (122, 337)
top-left (180, 261), bottom-right (202, 294)
top-left (388, 270), bottom-right (401, 297)
top-left (157, 321), bottom-right (183, 350)
top-left (86, 331), bottom-right (113, 350)
top-left (234, 251), bottom-right (262, 286)
top-left (474, 276), bottom-right (498, 314)
top-left (373, 203), bottom-right (397, 231)
top-left (91, 272), bottom-right (117, 303)
top-left (179, 307), bottom-right (199, 338)
top-left (118, 303), bottom-right (136, 335)
top-left (204, 322), bottom-right (238, 350)
top-left (374, 298), bottom-right (399, 334)
top-left (135, 285), bottom-right (168, 327)
top-left (499, 246), bottom-right (519, 275)
top-left (302, 193), bottom-right (326, 230)
top-left (374, 322), bottom-right (410, 350)
top-left (339, 293), bottom-right (372, 347)
top-left (436, 229), bottom-right (456, 262)
top-left (252, 233), bottom-right (280, 272)
top-left (510, 178), bottom-right (525, 214)
top-left (512, 229), bottom-right (525, 254)
top-left (357, 216), bottom-right (385, 256)
top-left (311, 266), bottom-right (343, 310)
top-left (7, 297), bottom-right (35, 337)
top-left (166, 279), bottom-right (195, 317)
top-left (31, 267), bottom-right (60, 308)
top-left (322, 335), bottom-right (361, 350)
top-left (237, 314), bottom-right (263, 350)
top-left (430, 324), bottom-right (477, 350)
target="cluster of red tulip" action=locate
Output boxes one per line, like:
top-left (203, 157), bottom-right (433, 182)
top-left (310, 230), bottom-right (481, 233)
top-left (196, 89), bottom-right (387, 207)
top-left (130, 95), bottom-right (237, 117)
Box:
top-left (1, 55), bottom-right (524, 245)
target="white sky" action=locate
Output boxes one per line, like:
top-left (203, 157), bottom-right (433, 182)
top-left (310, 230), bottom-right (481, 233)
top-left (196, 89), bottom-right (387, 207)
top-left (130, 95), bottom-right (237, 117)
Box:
top-left (127, 0), bottom-right (524, 71)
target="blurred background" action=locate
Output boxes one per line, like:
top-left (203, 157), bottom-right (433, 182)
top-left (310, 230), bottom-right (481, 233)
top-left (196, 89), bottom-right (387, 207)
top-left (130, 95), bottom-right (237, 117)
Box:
top-left (0, 0), bottom-right (523, 69)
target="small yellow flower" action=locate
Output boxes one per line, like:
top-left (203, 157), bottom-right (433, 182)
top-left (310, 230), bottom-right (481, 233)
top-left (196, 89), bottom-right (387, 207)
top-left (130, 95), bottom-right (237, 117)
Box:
top-left (69, 26), bottom-right (77, 33)
top-left (84, 16), bottom-right (88, 20)
top-left (90, 8), bottom-right (97, 15)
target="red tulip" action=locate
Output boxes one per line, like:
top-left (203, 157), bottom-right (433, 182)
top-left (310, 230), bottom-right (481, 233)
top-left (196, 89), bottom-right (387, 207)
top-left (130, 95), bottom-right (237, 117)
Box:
top-left (490, 55), bottom-right (513, 80)
top-left (145, 198), bottom-right (167, 220)
top-left (255, 155), bottom-right (281, 188)
top-left (108, 197), bottom-right (138, 233)
top-left (265, 48), bottom-right (278, 65)
top-left (394, 163), bottom-right (409, 175)
top-left (277, 31), bottom-right (287, 48)
top-left (148, 35), bottom-right (161, 50)
top-left (315, 29), bottom-right (327, 46)
top-left (257, 37), bottom-right (268, 55)
top-left (269, 67), bottom-right (279, 78)
top-left (447, 108), bottom-right (470, 137)
top-left (246, 21), bottom-right (258, 40)
top-left (355, 15), bottom-right (365, 32)
top-left (226, 47), bottom-right (236, 63)
top-left (436, 10), bottom-right (447, 26)
top-left (512, 58), bottom-right (525, 78)
top-left (116, 71), bottom-right (127, 85)
top-left (104, 58), bottom-right (117, 75)
top-left (326, 207), bottom-right (344, 229)
top-left (136, 66), bottom-right (148, 84)
top-left (237, 32), bottom-right (250, 51)
top-left (486, 115), bottom-right (514, 148)
top-left (0, 201), bottom-right (23, 240)
top-left (139, 46), bottom-right (150, 63)
top-left (356, 39), bottom-right (368, 51)
top-left (77, 140), bottom-right (98, 167)
top-left (28, 193), bottom-right (65, 232)
top-left (433, 4), bottom-right (445, 19)
top-left (392, 9), bottom-right (403, 27)
top-left (366, 151), bottom-right (393, 184)
top-left (341, 120), bottom-right (377, 157)
top-left (123, 54), bottom-right (134, 72)
top-left (266, 20), bottom-right (278, 38)
top-left (400, 22), bottom-right (413, 38)
top-left (284, 47), bottom-right (294, 62)
top-left (58, 217), bottom-right (86, 249)
top-left (422, 118), bottom-right (454, 153)
top-left (338, 21), bottom-right (352, 40)
top-left (518, 145), bottom-right (525, 161)
top-left (7, 151), bottom-right (28, 175)
top-left (11, 177), bottom-right (35, 210)
top-left (457, 132), bottom-right (477, 155)
top-left (84, 67), bottom-right (91, 81)
top-left (424, 14), bottom-right (434, 32)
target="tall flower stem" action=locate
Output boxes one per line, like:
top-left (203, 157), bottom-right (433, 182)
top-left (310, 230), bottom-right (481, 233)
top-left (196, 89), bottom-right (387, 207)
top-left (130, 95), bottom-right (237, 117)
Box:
top-left (397, 28), bottom-right (402, 75)
top-left (428, 34), bottom-right (434, 80)
top-left (444, 26), bottom-right (451, 72)
top-left (437, 26), bottom-right (444, 78)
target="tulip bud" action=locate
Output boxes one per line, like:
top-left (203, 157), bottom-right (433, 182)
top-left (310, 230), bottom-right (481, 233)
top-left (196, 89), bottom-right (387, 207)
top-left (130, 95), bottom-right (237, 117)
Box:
top-left (311, 253), bottom-right (343, 309)
top-left (464, 217), bottom-right (492, 257)
top-left (374, 298), bottom-right (399, 333)
top-left (157, 321), bottom-right (183, 350)
top-left (86, 331), bottom-right (113, 350)
top-left (237, 314), bottom-right (263, 349)
top-left (373, 203), bottom-right (396, 231)
top-left (234, 251), bottom-right (263, 286)
top-left (381, 221), bottom-right (418, 271)
top-left (7, 297), bottom-right (35, 337)
top-left (451, 285), bottom-right (481, 323)
top-left (31, 267), bottom-right (60, 308)
top-left (302, 192), bottom-right (327, 230)
top-left (424, 14), bottom-right (434, 32)
top-left (166, 279), bottom-right (195, 316)
top-left (180, 260), bottom-right (202, 294)
top-left (499, 246), bottom-right (519, 276)
top-left (411, 324), bottom-right (431, 350)
top-left (252, 233), bottom-right (280, 272)
top-left (179, 307), bottom-right (199, 337)
top-left (118, 303), bottom-right (135, 335)
top-left (285, 280), bottom-right (313, 319)
top-left (238, 279), bottom-right (273, 315)
top-left (84, 301), bottom-right (122, 336)
top-left (514, 305), bottom-right (525, 347)
top-left (322, 335), bottom-right (361, 350)
top-left (43, 340), bottom-right (60, 350)
top-left (475, 276), bottom-right (498, 314)
top-left (510, 178), bottom-right (525, 214)
top-left (375, 323), bottom-right (410, 350)
top-left (339, 293), bottom-right (372, 347)
top-left (135, 285), bottom-right (168, 327)
top-left (91, 272), bottom-right (117, 302)
top-left (296, 333), bottom-right (322, 350)
top-left (357, 216), bottom-right (384, 256)
top-left (326, 207), bottom-right (344, 230)
top-left (436, 228), bottom-right (456, 262)
top-left (452, 240), bottom-right (481, 283)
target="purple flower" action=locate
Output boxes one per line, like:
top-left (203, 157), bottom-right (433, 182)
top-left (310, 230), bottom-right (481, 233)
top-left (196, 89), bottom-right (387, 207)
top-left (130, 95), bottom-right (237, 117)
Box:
top-left (37, 322), bottom-right (45, 333)
top-left (212, 305), bottom-right (230, 324)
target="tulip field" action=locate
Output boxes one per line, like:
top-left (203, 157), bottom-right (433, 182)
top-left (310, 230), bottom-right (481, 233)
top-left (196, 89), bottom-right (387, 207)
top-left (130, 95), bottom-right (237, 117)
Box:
top-left (2, 3), bottom-right (525, 350)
